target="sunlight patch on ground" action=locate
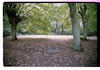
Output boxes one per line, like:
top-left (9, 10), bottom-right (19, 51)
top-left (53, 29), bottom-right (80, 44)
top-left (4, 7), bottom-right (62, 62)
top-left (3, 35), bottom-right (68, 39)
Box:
top-left (7, 35), bottom-right (73, 40)
top-left (6, 35), bottom-right (97, 40)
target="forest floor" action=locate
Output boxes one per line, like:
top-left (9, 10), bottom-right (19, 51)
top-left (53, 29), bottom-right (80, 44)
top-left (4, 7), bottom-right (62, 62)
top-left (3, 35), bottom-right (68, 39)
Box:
top-left (3, 35), bottom-right (97, 67)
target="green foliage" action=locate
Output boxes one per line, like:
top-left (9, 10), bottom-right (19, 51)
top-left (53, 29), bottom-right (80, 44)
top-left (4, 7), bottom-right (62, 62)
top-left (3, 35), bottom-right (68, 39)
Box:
top-left (78, 3), bottom-right (97, 36)
top-left (80, 36), bottom-right (88, 40)
top-left (3, 13), bottom-right (11, 36)
top-left (4, 3), bottom-right (96, 36)
top-left (14, 3), bottom-right (72, 35)
top-left (87, 3), bottom-right (97, 36)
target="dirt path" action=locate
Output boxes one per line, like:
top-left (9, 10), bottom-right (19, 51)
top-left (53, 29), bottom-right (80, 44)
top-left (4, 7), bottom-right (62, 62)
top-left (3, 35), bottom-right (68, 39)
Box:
top-left (3, 35), bottom-right (97, 66)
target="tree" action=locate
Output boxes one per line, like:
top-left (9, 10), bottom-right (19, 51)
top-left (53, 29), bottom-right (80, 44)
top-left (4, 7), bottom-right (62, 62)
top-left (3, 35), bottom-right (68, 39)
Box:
top-left (78, 3), bottom-right (88, 40)
top-left (3, 3), bottom-right (35, 40)
top-left (78, 3), bottom-right (97, 38)
top-left (4, 3), bottom-right (22, 40)
top-left (68, 3), bottom-right (84, 52)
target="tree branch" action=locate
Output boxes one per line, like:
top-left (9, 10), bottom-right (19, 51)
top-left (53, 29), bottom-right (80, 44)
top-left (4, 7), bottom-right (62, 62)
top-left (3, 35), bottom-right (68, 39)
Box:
top-left (20, 3), bottom-right (38, 20)
top-left (78, 11), bottom-right (82, 17)
top-left (16, 3), bottom-right (24, 15)
top-left (17, 3), bottom-right (25, 16)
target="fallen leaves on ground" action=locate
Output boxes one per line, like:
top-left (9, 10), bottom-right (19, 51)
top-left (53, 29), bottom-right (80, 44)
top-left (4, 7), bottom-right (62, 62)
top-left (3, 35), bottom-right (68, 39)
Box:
top-left (3, 36), bottom-right (97, 67)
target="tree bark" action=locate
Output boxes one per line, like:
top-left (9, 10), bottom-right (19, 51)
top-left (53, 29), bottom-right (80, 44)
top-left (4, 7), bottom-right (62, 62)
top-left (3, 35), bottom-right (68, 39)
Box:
top-left (82, 16), bottom-right (88, 40)
top-left (9, 17), bottom-right (18, 40)
top-left (55, 21), bottom-right (58, 35)
top-left (78, 3), bottom-right (88, 40)
top-left (69, 3), bottom-right (84, 52)
top-left (83, 23), bottom-right (87, 40)
top-left (62, 23), bottom-right (64, 35)
top-left (11, 22), bottom-right (17, 40)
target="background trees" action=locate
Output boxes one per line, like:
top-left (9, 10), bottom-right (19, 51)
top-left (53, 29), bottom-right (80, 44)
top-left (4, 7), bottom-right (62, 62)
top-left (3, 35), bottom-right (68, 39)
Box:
top-left (87, 3), bottom-right (97, 36)
top-left (4, 3), bottom-right (96, 37)
top-left (3, 3), bottom-right (97, 36)
top-left (78, 3), bottom-right (97, 39)
top-left (3, 3), bottom-right (72, 36)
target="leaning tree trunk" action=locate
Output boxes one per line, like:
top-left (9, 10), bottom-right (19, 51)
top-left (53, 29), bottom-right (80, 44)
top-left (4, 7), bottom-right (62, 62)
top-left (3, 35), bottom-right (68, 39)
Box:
top-left (69, 3), bottom-right (84, 52)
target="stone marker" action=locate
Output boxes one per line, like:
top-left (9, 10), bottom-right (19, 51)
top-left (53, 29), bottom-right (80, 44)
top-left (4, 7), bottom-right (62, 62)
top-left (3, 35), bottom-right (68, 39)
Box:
top-left (47, 48), bottom-right (61, 54)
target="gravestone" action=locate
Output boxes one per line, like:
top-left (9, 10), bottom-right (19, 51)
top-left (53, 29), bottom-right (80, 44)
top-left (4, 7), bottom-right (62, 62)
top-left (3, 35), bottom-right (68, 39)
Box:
top-left (47, 48), bottom-right (61, 54)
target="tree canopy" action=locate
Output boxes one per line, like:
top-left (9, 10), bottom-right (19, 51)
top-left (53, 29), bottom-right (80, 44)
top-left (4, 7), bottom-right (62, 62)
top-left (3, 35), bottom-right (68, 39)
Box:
top-left (3, 3), bottom-right (97, 36)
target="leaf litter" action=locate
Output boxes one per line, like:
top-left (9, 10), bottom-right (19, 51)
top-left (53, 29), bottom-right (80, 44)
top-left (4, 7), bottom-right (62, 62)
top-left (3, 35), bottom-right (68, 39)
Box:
top-left (3, 36), bottom-right (97, 66)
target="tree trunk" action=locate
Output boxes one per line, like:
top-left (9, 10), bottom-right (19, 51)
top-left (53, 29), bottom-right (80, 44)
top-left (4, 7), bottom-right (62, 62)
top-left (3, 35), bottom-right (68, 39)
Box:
top-left (11, 22), bottom-right (17, 40)
top-left (83, 24), bottom-right (87, 40)
top-left (55, 21), bottom-right (58, 35)
top-left (72, 20), bottom-right (84, 51)
top-left (62, 23), bottom-right (63, 35)
top-left (8, 16), bottom-right (18, 41)
top-left (69, 3), bottom-right (84, 52)
top-left (78, 3), bottom-right (88, 40)
top-left (82, 16), bottom-right (88, 40)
